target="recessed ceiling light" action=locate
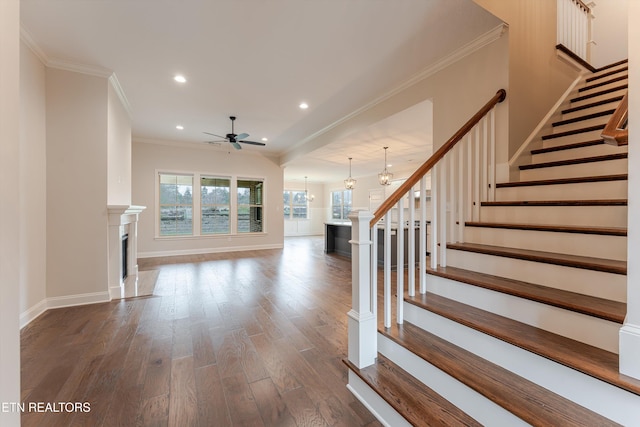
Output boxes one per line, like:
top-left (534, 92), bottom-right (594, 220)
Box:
top-left (261, 137), bottom-right (268, 142)
top-left (299, 102), bottom-right (309, 110)
top-left (176, 125), bottom-right (184, 130)
top-left (174, 75), bottom-right (186, 83)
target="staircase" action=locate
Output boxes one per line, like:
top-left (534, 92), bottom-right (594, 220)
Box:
top-left (346, 61), bottom-right (640, 425)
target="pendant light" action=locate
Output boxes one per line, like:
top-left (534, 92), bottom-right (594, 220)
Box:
top-left (344, 157), bottom-right (356, 190)
top-left (378, 147), bottom-right (393, 186)
top-left (304, 176), bottom-right (314, 202)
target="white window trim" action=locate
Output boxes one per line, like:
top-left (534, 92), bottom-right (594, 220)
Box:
top-left (155, 170), bottom-right (267, 239)
top-left (283, 189), bottom-right (310, 220)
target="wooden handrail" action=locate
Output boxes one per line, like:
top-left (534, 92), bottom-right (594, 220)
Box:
top-left (602, 92), bottom-right (628, 146)
top-left (573, 0), bottom-right (590, 14)
top-left (370, 89), bottom-right (507, 228)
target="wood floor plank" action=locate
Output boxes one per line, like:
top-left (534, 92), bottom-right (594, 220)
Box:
top-left (195, 364), bottom-right (232, 427)
top-left (21, 237), bottom-right (382, 427)
top-left (221, 373), bottom-right (265, 426)
top-left (249, 377), bottom-right (297, 427)
top-left (168, 356), bottom-right (198, 427)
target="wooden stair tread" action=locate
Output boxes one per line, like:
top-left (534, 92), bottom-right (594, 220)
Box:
top-left (552, 109), bottom-right (614, 127)
top-left (381, 321), bottom-right (621, 426)
top-left (586, 67), bottom-right (628, 83)
top-left (496, 174), bottom-right (627, 188)
top-left (446, 242), bottom-right (627, 275)
top-left (464, 221), bottom-right (627, 236)
top-left (571, 84), bottom-right (628, 103)
top-left (579, 75), bottom-right (628, 93)
top-left (531, 138), bottom-right (605, 155)
top-left (481, 199), bottom-right (627, 206)
top-left (541, 123), bottom-right (605, 140)
top-left (593, 58), bottom-right (628, 73)
top-left (562, 96), bottom-right (623, 114)
top-left (343, 355), bottom-right (481, 427)
top-left (519, 152), bottom-right (627, 170)
top-left (405, 292), bottom-right (640, 398)
top-left (426, 264), bottom-right (625, 323)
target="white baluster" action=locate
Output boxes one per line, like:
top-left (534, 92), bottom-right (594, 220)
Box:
top-left (371, 224), bottom-right (378, 328)
top-left (419, 175), bottom-right (427, 294)
top-left (439, 160), bottom-right (447, 267)
top-left (384, 212), bottom-right (392, 328)
top-left (397, 197), bottom-right (404, 324)
top-left (431, 164), bottom-right (438, 269)
top-left (408, 184), bottom-right (415, 297)
top-left (489, 108), bottom-right (496, 202)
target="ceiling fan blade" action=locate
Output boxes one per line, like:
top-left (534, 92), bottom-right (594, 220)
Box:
top-left (235, 132), bottom-right (249, 140)
top-left (203, 131), bottom-right (228, 139)
top-left (231, 141), bottom-right (242, 150)
top-left (238, 140), bottom-right (266, 146)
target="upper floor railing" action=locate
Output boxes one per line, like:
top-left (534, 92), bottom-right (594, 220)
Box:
top-left (347, 89), bottom-right (507, 368)
top-left (557, 0), bottom-right (592, 63)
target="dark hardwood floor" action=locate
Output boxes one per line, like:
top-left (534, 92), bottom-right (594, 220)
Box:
top-left (20, 236), bottom-right (382, 427)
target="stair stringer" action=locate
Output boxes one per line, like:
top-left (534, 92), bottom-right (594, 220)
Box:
top-left (425, 274), bottom-right (620, 353)
top-left (403, 302), bottom-right (640, 426)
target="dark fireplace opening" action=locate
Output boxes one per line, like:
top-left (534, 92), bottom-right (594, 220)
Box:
top-left (122, 233), bottom-right (129, 279)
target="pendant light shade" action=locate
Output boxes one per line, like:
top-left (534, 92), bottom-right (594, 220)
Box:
top-left (378, 147), bottom-right (393, 186)
top-left (344, 157), bottom-right (356, 190)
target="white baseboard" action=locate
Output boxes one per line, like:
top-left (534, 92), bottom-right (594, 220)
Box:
top-left (19, 299), bottom-right (48, 329)
top-left (138, 243), bottom-right (284, 259)
top-left (20, 291), bottom-right (111, 329)
top-left (620, 324), bottom-right (640, 380)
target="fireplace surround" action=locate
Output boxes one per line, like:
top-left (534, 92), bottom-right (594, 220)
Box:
top-left (107, 205), bottom-right (145, 299)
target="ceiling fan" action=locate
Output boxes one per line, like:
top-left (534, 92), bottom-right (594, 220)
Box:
top-left (203, 116), bottom-right (266, 150)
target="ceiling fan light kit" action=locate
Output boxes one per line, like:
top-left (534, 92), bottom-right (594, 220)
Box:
top-left (203, 116), bottom-right (266, 150)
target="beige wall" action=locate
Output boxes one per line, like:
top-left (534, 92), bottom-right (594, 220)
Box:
top-left (46, 68), bottom-right (110, 299)
top-left (19, 41), bottom-right (48, 321)
top-left (591, 0), bottom-right (628, 68)
top-left (133, 141), bottom-right (285, 257)
top-left (107, 83), bottom-right (132, 205)
top-left (0, 0), bottom-right (21, 422)
top-left (474, 0), bottom-right (578, 158)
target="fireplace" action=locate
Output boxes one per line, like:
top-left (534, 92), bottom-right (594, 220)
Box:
top-left (107, 205), bottom-right (146, 299)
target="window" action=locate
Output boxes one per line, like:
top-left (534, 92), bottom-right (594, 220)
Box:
top-left (157, 172), bottom-right (266, 237)
top-left (159, 174), bottom-right (193, 236)
top-left (283, 190), bottom-right (308, 219)
top-left (201, 176), bottom-right (230, 234)
top-left (331, 189), bottom-right (352, 220)
top-left (237, 179), bottom-right (263, 233)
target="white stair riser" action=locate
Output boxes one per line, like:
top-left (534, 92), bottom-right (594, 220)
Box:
top-left (531, 144), bottom-right (627, 164)
top-left (426, 275), bottom-right (620, 352)
top-left (541, 129), bottom-right (605, 148)
top-left (495, 180), bottom-right (627, 201)
top-left (551, 117), bottom-right (610, 134)
top-left (479, 205), bottom-right (627, 227)
top-left (589, 65), bottom-right (628, 80)
top-left (570, 87), bottom-right (628, 109)
top-left (403, 305), bottom-right (640, 426)
top-left (578, 80), bottom-right (629, 98)
top-left (377, 334), bottom-right (527, 427)
top-left (519, 158), bottom-right (627, 181)
top-left (445, 248), bottom-right (626, 302)
top-left (347, 372), bottom-right (413, 427)
top-left (561, 101), bottom-right (621, 121)
top-left (463, 227), bottom-right (626, 261)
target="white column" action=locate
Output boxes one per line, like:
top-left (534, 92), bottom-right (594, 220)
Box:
top-left (348, 209), bottom-right (377, 368)
top-left (620, 0), bottom-right (640, 380)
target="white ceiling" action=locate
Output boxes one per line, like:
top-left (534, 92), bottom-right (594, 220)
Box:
top-left (20, 0), bottom-right (501, 183)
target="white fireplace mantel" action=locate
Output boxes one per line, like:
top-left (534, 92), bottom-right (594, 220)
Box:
top-left (107, 204), bottom-right (146, 299)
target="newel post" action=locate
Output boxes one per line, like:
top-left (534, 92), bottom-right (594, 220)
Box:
top-left (347, 210), bottom-right (377, 368)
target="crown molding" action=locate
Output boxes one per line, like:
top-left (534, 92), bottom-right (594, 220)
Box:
top-left (281, 22), bottom-right (508, 163)
top-left (108, 73), bottom-right (133, 119)
top-left (20, 25), bottom-right (49, 65)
